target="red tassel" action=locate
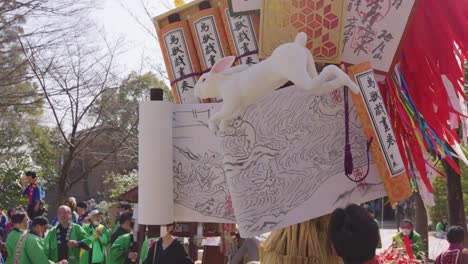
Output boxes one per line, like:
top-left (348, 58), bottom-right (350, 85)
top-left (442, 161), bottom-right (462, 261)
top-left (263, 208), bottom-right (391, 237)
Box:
top-left (403, 235), bottom-right (415, 259)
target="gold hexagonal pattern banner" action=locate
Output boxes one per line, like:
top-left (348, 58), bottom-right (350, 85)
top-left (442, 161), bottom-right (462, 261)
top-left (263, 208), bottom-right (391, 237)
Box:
top-left (259, 0), bottom-right (346, 64)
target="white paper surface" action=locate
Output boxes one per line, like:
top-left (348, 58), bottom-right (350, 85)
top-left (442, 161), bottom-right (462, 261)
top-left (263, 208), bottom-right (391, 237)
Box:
top-left (220, 87), bottom-right (386, 237)
top-left (138, 101), bottom-right (173, 225)
top-left (172, 103), bottom-right (235, 223)
top-left (342, 0), bottom-right (415, 72)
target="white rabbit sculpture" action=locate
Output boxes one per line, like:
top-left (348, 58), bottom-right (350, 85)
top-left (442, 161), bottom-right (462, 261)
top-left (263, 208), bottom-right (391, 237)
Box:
top-left (194, 32), bottom-right (360, 131)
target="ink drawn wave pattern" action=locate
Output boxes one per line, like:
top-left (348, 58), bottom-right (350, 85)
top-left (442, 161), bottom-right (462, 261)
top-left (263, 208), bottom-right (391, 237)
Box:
top-left (172, 106), bottom-right (235, 221)
top-left (221, 87), bottom-right (373, 234)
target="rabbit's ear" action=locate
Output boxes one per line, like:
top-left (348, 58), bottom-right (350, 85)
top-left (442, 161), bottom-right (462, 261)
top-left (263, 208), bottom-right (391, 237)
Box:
top-left (178, 163), bottom-right (182, 172)
top-left (204, 153), bottom-right (209, 162)
top-left (211, 56), bottom-right (236, 74)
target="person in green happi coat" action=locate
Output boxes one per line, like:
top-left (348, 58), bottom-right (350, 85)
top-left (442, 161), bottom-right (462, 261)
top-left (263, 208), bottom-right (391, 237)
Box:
top-left (110, 203), bottom-right (132, 236)
top-left (81, 210), bottom-right (109, 264)
top-left (18, 216), bottom-right (68, 264)
top-left (5, 210), bottom-right (28, 264)
top-left (45, 205), bottom-right (91, 264)
top-left (109, 215), bottom-right (138, 264)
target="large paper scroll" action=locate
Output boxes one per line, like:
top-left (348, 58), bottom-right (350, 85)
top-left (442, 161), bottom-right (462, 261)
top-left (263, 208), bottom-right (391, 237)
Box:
top-left (342, 0), bottom-right (416, 73)
top-left (139, 87), bottom-right (387, 235)
top-left (172, 104), bottom-right (235, 223)
top-left (139, 102), bottom-right (173, 225)
top-left (139, 101), bottom-right (235, 224)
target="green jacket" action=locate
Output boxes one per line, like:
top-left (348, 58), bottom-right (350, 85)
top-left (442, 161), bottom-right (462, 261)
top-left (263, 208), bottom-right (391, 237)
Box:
top-left (19, 232), bottom-right (55, 264)
top-left (109, 233), bottom-right (134, 264)
top-left (139, 237), bottom-right (159, 264)
top-left (80, 224), bottom-right (109, 264)
top-left (5, 229), bottom-right (23, 264)
top-left (44, 223), bottom-right (91, 264)
top-left (393, 231), bottom-right (424, 259)
top-left (436, 222), bottom-right (448, 232)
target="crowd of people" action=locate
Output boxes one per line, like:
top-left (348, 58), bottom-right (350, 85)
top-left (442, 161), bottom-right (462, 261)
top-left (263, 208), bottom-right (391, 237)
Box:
top-left (1, 171), bottom-right (467, 264)
top-left (0, 171), bottom-right (196, 264)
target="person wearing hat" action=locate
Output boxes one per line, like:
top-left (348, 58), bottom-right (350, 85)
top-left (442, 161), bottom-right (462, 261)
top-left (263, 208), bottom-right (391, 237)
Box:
top-left (80, 210), bottom-right (109, 264)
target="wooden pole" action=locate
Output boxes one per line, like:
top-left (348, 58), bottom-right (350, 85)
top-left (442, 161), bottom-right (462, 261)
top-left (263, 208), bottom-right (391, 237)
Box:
top-left (381, 197), bottom-right (384, 225)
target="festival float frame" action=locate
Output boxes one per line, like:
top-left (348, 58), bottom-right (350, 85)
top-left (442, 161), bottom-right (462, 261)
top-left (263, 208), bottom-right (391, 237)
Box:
top-left (143, 0), bottom-right (467, 263)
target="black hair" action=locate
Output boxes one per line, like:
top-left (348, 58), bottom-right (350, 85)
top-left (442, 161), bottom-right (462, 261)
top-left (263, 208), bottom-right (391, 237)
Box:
top-left (77, 202), bottom-right (88, 209)
top-left (0, 227), bottom-right (4, 238)
top-left (329, 204), bottom-right (380, 263)
top-left (32, 216), bottom-right (48, 227)
top-left (118, 203), bottom-right (132, 210)
top-left (401, 219), bottom-right (414, 227)
top-left (119, 212), bottom-right (133, 225)
top-left (25, 171), bottom-right (37, 179)
top-left (447, 226), bottom-right (465, 244)
top-left (11, 211), bottom-right (27, 224)
top-left (166, 222), bottom-right (176, 233)
top-left (7, 208), bottom-right (15, 218)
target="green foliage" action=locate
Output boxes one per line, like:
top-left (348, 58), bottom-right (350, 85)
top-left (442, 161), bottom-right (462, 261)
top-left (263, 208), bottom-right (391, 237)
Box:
top-left (0, 155), bottom-right (50, 210)
top-left (429, 163), bottom-right (468, 224)
top-left (28, 126), bottom-right (61, 184)
top-left (102, 169), bottom-right (138, 203)
top-left (0, 2), bottom-right (42, 160)
top-left (96, 71), bottom-right (171, 128)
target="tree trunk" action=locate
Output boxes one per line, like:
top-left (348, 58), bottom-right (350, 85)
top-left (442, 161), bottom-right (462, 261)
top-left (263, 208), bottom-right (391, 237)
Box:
top-left (55, 180), bottom-right (66, 209)
top-left (442, 154), bottom-right (468, 247)
top-left (414, 191), bottom-right (429, 259)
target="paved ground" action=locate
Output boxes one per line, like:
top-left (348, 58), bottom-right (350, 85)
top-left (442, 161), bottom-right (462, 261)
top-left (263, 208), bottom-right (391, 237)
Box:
top-left (377, 221), bottom-right (449, 261)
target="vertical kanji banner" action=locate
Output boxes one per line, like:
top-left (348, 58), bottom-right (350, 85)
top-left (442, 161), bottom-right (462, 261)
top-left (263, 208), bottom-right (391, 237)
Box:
top-left (348, 62), bottom-right (412, 205)
top-left (188, 7), bottom-right (232, 71)
top-left (220, 1), bottom-right (261, 65)
top-left (158, 21), bottom-right (202, 104)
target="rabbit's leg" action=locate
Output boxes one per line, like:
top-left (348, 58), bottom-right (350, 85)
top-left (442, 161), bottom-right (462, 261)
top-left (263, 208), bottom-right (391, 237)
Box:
top-left (306, 51), bottom-right (318, 78)
top-left (320, 65), bottom-right (360, 93)
top-left (219, 107), bottom-right (245, 131)
top-left (210, 89), bottom-right (241, 131)
top-left (287, 67), bottom-right (328, 95)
